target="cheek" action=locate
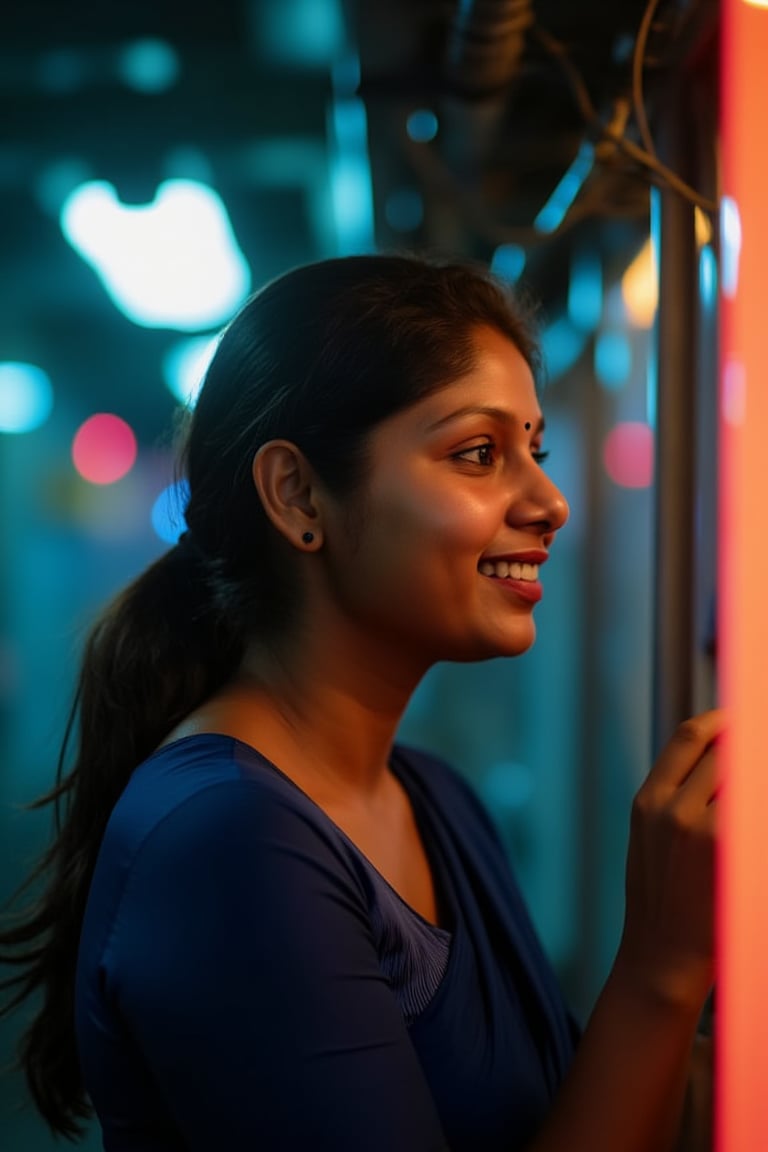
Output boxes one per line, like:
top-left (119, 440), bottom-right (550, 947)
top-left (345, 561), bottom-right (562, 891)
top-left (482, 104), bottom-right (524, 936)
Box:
top-left (355, 489), bottom-right (500, 616)
top-left (374, 480), bottom-right (500, 555)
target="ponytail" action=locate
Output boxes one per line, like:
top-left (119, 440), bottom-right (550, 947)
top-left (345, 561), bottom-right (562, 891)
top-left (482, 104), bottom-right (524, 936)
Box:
top-left (0, 542), bottom-right (244, 1137)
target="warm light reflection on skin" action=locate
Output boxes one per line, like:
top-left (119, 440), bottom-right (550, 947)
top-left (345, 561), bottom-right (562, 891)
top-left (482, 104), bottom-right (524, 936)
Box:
top-left (717, 2), bottom-right (768, 1149)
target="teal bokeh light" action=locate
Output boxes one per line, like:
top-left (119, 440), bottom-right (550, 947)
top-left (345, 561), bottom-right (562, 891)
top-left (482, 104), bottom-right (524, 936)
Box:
top-left (259, 0), bottom-right (344, 65)
top-left (117, 39), bottom-right (180, 93)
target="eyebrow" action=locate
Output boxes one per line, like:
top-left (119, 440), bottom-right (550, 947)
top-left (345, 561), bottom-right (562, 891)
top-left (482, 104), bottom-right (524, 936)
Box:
top-left (425, 405), bottom-right (546, 434)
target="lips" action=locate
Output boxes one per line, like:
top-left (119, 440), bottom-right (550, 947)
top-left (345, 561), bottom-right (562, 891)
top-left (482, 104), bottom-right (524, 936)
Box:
top-left (478, 549), bottom-right (549, 567)
top-left (478, 550), bottom-right (547, 603)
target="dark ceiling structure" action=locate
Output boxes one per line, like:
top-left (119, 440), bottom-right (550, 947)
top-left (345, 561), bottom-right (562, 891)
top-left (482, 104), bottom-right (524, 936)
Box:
top-left (0, 0), bottom-right (719, 442)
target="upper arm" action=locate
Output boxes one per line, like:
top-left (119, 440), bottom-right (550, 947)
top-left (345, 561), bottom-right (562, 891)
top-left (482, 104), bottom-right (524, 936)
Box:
top-left (107, 784), bottom-right (449, 1151)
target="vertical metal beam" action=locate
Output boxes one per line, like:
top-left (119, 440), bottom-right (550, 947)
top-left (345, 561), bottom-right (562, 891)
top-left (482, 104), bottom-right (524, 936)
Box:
top-left (651, 81), bottom-right (698, 756)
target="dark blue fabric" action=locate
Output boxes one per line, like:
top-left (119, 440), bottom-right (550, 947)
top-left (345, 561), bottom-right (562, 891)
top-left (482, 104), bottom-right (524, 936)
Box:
top-left (76, 736), bottom-right (579, 1151)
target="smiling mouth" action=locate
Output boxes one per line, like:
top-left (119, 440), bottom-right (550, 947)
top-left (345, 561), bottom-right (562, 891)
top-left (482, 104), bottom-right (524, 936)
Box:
top-left (478, 560), bottom-right (539, 581)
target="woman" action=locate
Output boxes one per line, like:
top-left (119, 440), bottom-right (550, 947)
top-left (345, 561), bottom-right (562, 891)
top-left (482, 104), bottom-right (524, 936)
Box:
top-left (1, 254), bottom-right (720, 1151)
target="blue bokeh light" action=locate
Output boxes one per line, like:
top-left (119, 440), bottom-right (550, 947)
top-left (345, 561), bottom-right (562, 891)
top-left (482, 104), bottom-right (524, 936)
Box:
top-left (406, 109), bottom-right (439, 143)
top-left (151, 481), bottom-right (190, 545)
top-left (594, 331), bottom-right (633, 390)
top-left (0, 362), bottom-right (54, 433)
top-left (384, 189), bottom-right (424, 232)
top-left (541, 316), bottom-right (589, 382)
top-left (490, 244), bottom-right (526, 283)
top-left (699, 244), bottom-right (717, 313)
top-left (328, 93), bottom-right (375, 253)
top-left (568, 249), bottom-right (603, 332)
top-left (534, 141), bottom-right (594, 234)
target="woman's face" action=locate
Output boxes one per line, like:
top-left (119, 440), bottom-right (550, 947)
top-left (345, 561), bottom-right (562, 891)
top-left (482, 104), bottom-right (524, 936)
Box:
top-left (320, 325), bottom-right (569, 669)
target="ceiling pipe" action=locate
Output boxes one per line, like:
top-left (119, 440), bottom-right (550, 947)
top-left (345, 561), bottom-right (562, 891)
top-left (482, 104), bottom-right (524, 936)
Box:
top-left (441, 0), bottom-right (534, 175)
top-left (444, 0), bottom-right (534, 98)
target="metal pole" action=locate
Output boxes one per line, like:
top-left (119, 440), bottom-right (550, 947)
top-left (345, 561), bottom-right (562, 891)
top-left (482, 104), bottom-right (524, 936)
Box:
top-left (651, 79), bottom-right (698, 756)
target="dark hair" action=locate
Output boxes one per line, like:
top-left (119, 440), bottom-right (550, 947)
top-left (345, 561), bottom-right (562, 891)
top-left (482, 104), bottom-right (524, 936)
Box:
top-left (0, 252), bottom-right (540, 1137)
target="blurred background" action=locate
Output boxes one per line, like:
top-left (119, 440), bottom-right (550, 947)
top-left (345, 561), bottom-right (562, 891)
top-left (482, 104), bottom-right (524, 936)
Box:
top-left (0, 0), bottom-right (721, 1147)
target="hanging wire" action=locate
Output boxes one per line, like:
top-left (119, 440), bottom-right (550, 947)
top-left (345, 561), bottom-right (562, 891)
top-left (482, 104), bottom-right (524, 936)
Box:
top-left (531, 18), bottom-right (718, 215)
top-left (396, 5), bottom-right (717, 246)
top-left (632, 0), bottom-right (665, 160)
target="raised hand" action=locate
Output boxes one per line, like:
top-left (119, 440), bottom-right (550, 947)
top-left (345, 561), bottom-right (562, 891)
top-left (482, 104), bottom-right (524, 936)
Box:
top-left (617, 709), bottom-right (725, 1011)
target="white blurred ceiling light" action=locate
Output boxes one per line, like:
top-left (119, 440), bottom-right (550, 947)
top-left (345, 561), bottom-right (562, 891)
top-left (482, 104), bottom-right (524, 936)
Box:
top-left (60, 179), bottom-right (251, 330)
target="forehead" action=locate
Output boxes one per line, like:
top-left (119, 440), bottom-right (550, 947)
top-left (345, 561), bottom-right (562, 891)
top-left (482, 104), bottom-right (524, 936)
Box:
top-left (407, 326), bottom-right (541, 431)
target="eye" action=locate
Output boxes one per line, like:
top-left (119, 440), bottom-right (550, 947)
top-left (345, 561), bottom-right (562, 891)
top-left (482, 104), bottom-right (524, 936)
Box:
top-left (453, 442), bottom-right (496, 466)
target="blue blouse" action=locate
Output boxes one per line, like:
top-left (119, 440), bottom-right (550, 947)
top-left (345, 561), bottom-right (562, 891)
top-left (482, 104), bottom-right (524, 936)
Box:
top-left (75, 736), bottom-right (579, 1150)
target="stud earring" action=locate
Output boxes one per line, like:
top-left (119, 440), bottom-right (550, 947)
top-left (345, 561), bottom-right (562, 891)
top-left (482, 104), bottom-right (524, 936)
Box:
top-left (302, 531), bottom-right (315, 545)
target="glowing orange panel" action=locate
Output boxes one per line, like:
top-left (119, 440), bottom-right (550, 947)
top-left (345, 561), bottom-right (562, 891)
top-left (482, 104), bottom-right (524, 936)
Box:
top-left (717, 3), bottom-right (768, 1149)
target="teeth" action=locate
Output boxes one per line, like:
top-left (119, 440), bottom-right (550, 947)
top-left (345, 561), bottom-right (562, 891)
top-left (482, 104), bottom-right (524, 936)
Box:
top-left (479, 560), bottom-right (539, 581)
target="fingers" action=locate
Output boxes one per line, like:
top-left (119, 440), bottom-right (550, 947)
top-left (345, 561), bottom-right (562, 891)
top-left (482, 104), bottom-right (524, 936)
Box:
top-left (621, 709), bottom-right (723, 1006)
top-left (676, 744), bottom-right (720, 808)
top-left (633, 745), bottom-right (719, 834)
top-left (669, 748), bottom-right (719, 836)
top-left (648, 708), bottom-right (728, 792)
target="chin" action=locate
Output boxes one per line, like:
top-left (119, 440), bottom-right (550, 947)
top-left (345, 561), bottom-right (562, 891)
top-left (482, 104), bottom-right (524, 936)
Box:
top-left (451, 623), bottom-right (537, 663)
top-left (498, 636), bottom-right (536, 659)
top-left (494, 619), bottom-right (537, 658)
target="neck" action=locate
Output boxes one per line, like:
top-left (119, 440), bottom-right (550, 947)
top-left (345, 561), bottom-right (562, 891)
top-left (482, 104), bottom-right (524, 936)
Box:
top-left (227, 623), bottom-right (429, 798)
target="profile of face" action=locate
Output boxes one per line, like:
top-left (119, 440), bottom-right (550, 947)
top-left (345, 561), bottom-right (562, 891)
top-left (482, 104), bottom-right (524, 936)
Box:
top-left (317, 325), bottom-right (569, 671)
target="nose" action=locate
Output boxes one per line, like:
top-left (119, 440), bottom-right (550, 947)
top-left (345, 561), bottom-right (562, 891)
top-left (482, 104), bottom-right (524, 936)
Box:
top-left (507, 462), bottom-right (569, 536)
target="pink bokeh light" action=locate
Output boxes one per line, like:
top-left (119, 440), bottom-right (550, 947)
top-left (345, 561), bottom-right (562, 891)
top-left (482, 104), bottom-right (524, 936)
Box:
top-left (602, 421), bottom-right (654, 489)
top-left (72, 412), bottom-right (138, 485)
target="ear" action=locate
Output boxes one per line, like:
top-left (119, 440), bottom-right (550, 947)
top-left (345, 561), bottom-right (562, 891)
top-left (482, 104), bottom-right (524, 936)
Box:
top-left (251, 440), bottom-right (322, 549)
